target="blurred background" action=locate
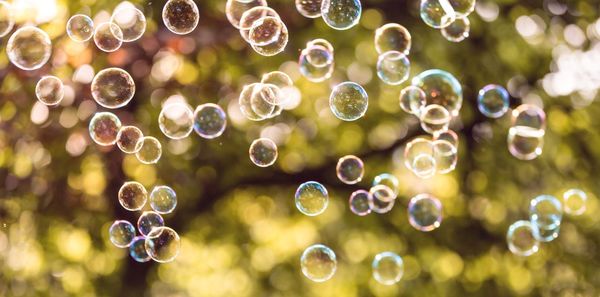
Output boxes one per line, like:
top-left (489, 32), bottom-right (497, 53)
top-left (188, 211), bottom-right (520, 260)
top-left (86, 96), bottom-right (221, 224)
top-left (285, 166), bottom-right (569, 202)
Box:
top-left (1, 0), bottom-right (600, 296)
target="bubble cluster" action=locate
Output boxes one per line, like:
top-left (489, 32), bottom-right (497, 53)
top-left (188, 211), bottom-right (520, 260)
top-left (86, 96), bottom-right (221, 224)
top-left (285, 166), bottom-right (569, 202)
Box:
top-left (376, 51), bottom-right (410, 85)
top-left (137, 211), bottom-right (165, 236)
top-left (239, 72), bottom-right (296, 121)
top-left (145, 226), bottom-right (181, 263)
top-left (300, 244), bottom-right (337, 282)
top-left (109, 220), bottom-right (136, 248)
top-left (0, 1), bottom-right (13, 38)
top-left (336, 155), bottom-right (364, 184)
top-left (419, 0), bottom-right (456, 29)
top-left (7, 26), bottom-right (52, 71)
top-left (399, 86), bottom-right (426, 116)
top-left (562, 189), bottom-right (587, 216)
top-left (158, 103), bottom-right (194, 139)
top-left (372, 173), bottom-right (399, 197)
top-left (508, 104), bottom-right (546, 160)
top-left (89, 112), bottom-right (122, 146)
top-left (433, 139), bottom-right (458, 173)
top-left (111, 6), bottom-right (147, 42)
top-left (136, 136), bottom-right (162, 164)
top-left (296, 0), bottom-right (322, 18)
top-left (404, 137), bottom-right (437, 179)
top-left (321, 0), bottom-right (362, 30)
top-left (118, 181), bottom-right (148, 211)
top-left (129, 236), bottom-right (151, 263)
top-left (162, 0), bottom-right (200, 35)
top-left (93, 22), bottom-right (123, 52)
top-left (91, 68), bottom-right (136, 109)
top-left (329, 82), bottom-right (368, 121)
top-left (507, 220), bottom-right (539, 256)
top-left (295, 181), bottom-right (329, 216)
top-left (226, 0), bottom-right (267, 29)
top-left (374, 23), bottom-right (411, 55)
top-left (35, 76), bottom-right (64, 106)
top-left (529, 195), bottom-right (562, 242)
top-left (66, 14), bottom-right (94, 42)
top-left (249, 138), bottom-right (278, 167)
top-left (299, 39), bottom-right (335, 82)
top-left (239, 7), bottom-right (279, 43)
top-left (150, 185), bottom-right (178, 214)
top-left (372, 252), bottom-right (404, 285)
top-left (477, 84), bottom-right (509, 118)
top-left (116, 126), bottom-right (143, 154)
top-left (234, 4), bottom-right (288, 56)
top-left (349, 189), bottom-right (371, 216)
top-left (412, 69), bottom-right (463, 117)
top-left (419, 104), bottom-right (451, 135)
top-left (193, 103), bottom-right (227, 139)
top-left (408, 194), bottom-right (443, 232)
top-left (441, 17), bottom-right (470, 43)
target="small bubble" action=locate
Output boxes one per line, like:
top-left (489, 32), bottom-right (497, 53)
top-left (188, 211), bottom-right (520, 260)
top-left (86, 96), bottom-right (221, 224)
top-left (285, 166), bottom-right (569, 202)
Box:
top-left (193, 103), bottom-right (227, 139)
top-left (300, 244), bottom-right (337, 282)
top-left (137, 211), bottom-right (165, 236)
top-left (249, 138), bottom-right (278, 167)
top-left (158, 103), bottom-right (194, 140)
top-left (93, 22), bottom-right (123, 52)
top-left (372, 252), bottom-right (404, 285)
top-left (116, 126), bottom-right (144, 154)
top-left (111, 6), bottom-right (147, 42)
top-left (336, 155), bottom-right (364, 184)
top-left (529, 195), bottom-right (562, 242)
top-left (226, 0), bottom-right (267, 29)
top-left (296, 0), bottom-right (322, 18)
top-left (321, 0), bottom-right (362, 30)
top-left (349, 189), bottom-right (371, 216)
top-left (135, 136), bottom-right (162, 164)
top-left (329, 81), bottom-right (368, 121)
top-left (374, 23), bottom-right (411, 55)
top-left (377, 51), bottom-right (410, 85)
top-left (145, 226), bottom-right (181, 263)
top-left (507, 220), bottom-right (539, 256)
top-left (109, 220), bottom-right (136, 248)
top-left (91, 68), bottom-right (135, 109)
top-left (562, 189), bottom-right (587, 216)
top-left (118, 181), bottom-right (147, 211)
top-left (66, 14), bottom-right (94, 42)
top-left (408, 193), bottom-right (442, 232)
top-left (368, 185), bottom-right (395, 213)
top-left (35, 76), bottom-right (64, 106)
top-left (149, 185), bottom-right (177, 214)
top-left (441, 16), bottom-right (470, 43)
top-left (89, 112), bottom-right (122, 146)
top-left (129, 236), bottom-right (151, 262)
top-left (399, 86), bottom-right (426, 116)
top-left (295, 181), bottom-right (329, 216)
top-left (477, 84), bottom-right (509, 118)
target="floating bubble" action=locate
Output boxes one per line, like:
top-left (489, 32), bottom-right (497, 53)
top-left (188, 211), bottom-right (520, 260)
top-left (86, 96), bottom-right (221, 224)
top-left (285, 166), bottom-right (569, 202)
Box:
top-left (118, 181), bottom-right (147, 211)
top-left (434, 129), bottom-right (458, 147)
top-left (433, 139), bottom-right (457, 174)
top-left (349, 189), bottom-right (371, 216)
top-left (250, 83), bottom-right (279, 116)
top-left (321, 0), bottom-right (362, 30)
top-left (329, 82), bottom-right (368, 121)
top-left (368, 185), bottom-right (395, 213)
top-left (91, 68), bottom-right (135, 109)
top-left (412, 69), bottom-right (462, 117)
top-left (374, 23), bottom-right (411, 55)
top-left (507, 127), bottom-right (544, 161)
top-left (250, 17), bottom-right (289, 56)
top-left (93, 22), bottom-right (123, 52)
top-left (226, 0), bottom-right (267, 29)
top-left (448, 0), bottom-right (476, 17)
top-left (296, 0), bottom-right (322, 18)
top-left (441, 16), bottom-right (470, 43)
top-left (420, 104), bottom-right (451, 135)
top-left (408, 193), bottom-right (442, 232)
top-left (300, 244), bottom-right (337, 282)
top-left (89, 112), bottom-right (122, 146)
top-left (248, 15), bottom-right (283, 46)
top-left (129, 236), bottom-right (151, 263)
top-left (135, 136), bottom-right (162, 164)
top-left (372, 173), bottom-right (399, 196)
top-left (249, 138), bottom-right (278, 167)
top-left (506, 220), bottom-right (539, 256)
top-left (261, 71), bottom-right (293, 105)
top-left (511, 104), bottom-right (546, 131)
top-left (145, 226), bottom-right (181, 263)
top-left (372, 252), bottom-right (404, 285)
top-left (404, 137), bottom-right (436, 179)
top-left (563, 189), bottom-right (587, 216)
top-left (420, 0), bottom-right (456, 29)
top-left (377, 51), bottom-right (410, 85)
top-left (159, 103), bottom-right (194, 139)
top-left (66, 14), bottom-right (94, 42)
top-left (193, 103), bottom-right (227, 139)
top-left (477, 84), bottom-right (509, 118)
top-left (109, 220), bottom-right (136, 248)
top-left (299, 45), bottom-right (335, 82)
top-left (295, 181), bottom-right (329, 216)
top-left (307, 38), bottom-right (335, 54)
top-left (399, 86), bottom-right (426, 116)
top-left (35, 76), bottom-right (64, 106)
top-left (239, 6), bottom-right (280, 43)
top-left (7, 26), bottom-right (52, 70)
top-left (530, 195), bottom-right (562, 242)
top-left (150, 185), bottom-right (177, 214)
top-left (162, 0), bottom-right (200, 35)
top-left (336, 155), bottom-right (364, 184)
top-left (116, 126), bottom-right (143, 154)
top-left (111, 6), bottom-right (147, 42)
top-left (0, 1), bottom-right (14, 38)
top-left (239, 83), bottom-right (268, 121)
top-left (137, 211), bottom-right (165, 236)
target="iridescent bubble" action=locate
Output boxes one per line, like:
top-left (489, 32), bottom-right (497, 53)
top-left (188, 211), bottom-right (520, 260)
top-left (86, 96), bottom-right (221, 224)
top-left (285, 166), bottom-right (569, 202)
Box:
top-left (420, 104), bottom-right (451, 135)
top-left (336, 155), bottom-right (364, 184)
top-left (329, 82), bottom-right (368, 121)
top-left (116, 126), bottom-right (143, 154)
top-left (374, 23), bottom-right (411, 55)
top-left (0, 1), bottom-right (14, 38)
top-left (296, 0), bottom-right (322, 18)
top-left (511, 104), bottom-right (546, 131)
top-left (7, 26), bottom-right (52, 70)
top-left (239, 6), bottom-right (280, 43)
top-left (300, 244), bottom-right (337, 282)
top-left (562, 189), bottom-right (587, 216)
top-left (372, 173), bottom-right (399, 196)
top-left (299, 45), bottom-right (335, 82)
top-left (118, 181), bottom-right (147, 211)
top-left (135, 136), bottom-right (162, 164)
top-left (434, 129), bottom-right (458, 147)
top-left (250, 83), bottom-right (278, 116)
top-left (89, 112), bottom-right (122, 146)
top-left (129, 236), bottom-right (151, 263)
top-left (35, 76), bottom-right (64, 106)
top-left (249, 138), bottom-right (278, 167)
top-left (321, 0), bottom-right (362, 30)
top-left (295, 181), bottom-right (329, 216)
top-left (93, 22), bottom-right (123, 52)
top-left (372, 252), bottom-right (404, 285)
top-left (448, 0), bottom-right (476, 17)
top-left (150, 185), bottom-right (177, 214)
top-left (261, 71), bottom-right (293, 105)
top-left (137, 211), bottom-right (165, 236)
top-left (111, 6), bottom-right (147, 42)
top-left (477, 84), bottom-right (509, 118)
top-left (368, 185), bottom-right (395, 213)
top-left (109, 220), bottom-right (136, 248)
top-left (248, 15), bottom-right (282, 46)
top-left (158, 103), bottom-right (194, 139)
top-left (145, 226), bottom-right (181, 263)
top-left (162, 0), bottom-right (199, 35)
top-left (250, 17), bottom-right (289, 56)
top-left (377, 51), bottom-right (410, 85)
top-left (420, 0), bottom-right (456, 29)
top-left (193, 103), bottom-right (227, 139)
top-left (408, 193), bottom-right (442, 232)
top-left (441, 16), bottom-right (470, 43)
top-left (399, 86), bottom-right (426, 116)
top-left (226, 0), bottom-right (267, 29)
top-left (506, 220), bottom-right (539, 256)
top-left (412, 69), bottom-right (463, 117)
top-left (66, 14), bottom-right (94, 42)
top-left (404, 137), bottom-right (436, 179)
top-left (507, 127), bottom-right (544, 161)
top-left (349, 189), bottom-right (371, 216)
top-left (91, 68), bottom-right (135, 109)
top-left (433, 139), bottom-right (457, 174)
top-left (529, 195), bottom-right (562, 242)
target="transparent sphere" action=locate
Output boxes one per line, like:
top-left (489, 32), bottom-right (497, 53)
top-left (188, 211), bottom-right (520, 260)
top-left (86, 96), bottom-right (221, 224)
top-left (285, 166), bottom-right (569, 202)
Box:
top-left (307, 38), bottom-right (335, 54)
top-left (150, 185), bottom-right (177, 214)
top-left (35, 76), bottom-right (64, 106)
top-left (250, 83), bottom-right (279, 116)
top-left (377, 51), bottom-right (410, 85)
top-left (249, 138), bottom-right (278, 167)
top-left (349, 189), bottom-right (371, 216)
top-left (399, 86), bottom-right (426, 116)
top-left (420, 104), bottom-right (451, 135)
top-left (239, 83), bottom-right (264, 121)
top-left (159, 103), bottom-right (194, 139)
top-left (296, 0), bottom-right (322, 18)
top-left (441, 16), bottom-right (470, 43)
top-left (91, 67), bottom-right (135, 109)
top-left (129, 236), bottom-right (151, 263)
top-left (404, 137), bottom-right (436, 179)
top-left (507, 220), bottom-right (539, 257)
top-left (7, 26), bottom-right (52, 71)
top-left (507, 126), bottom-right (544, 161)
top-left (193, 103), bottom-right (227, 139)
top-left (261, 71), bottom-right (293, 105)
top-left (329, 82), bottom-right (368, 121)
top-left (336, 155), bottom-right (364, 184)
top-left (239, 6), bottom-right (280, 43)
top-left (530, 195), bottom-right (562, 242)
top-left (162, 0), bottom-right (199, 35)
top-left (66, 14), bottom-right (94, 42)
top-left (448, 0), bottom-right (476, 17)
top-left (93, 22), bottom-right (123, 52)
top-left (477, 84), bottom-right (509, 118)
top-left (368, 185), bottom-right (395, 213)
top-left (111, 6), bottom-right (147, 42)
top-left (145, 226), bottom-right (181, 263)
top-left (226, 0), bottom-right (267, 29)
top-left (563, 189), bottom-right (587, 216)
top-left (0, 1), bottom-right (14, 38)
top-left (412, 69), bottom-right (463, 117)
top-left (433, 139), bottom-right (457, 174)
top-left (250, 17), bottom-right (289, 56)
top-left (300, 244), bottom-right (337, 282)
top-left (372, 173), bottom-right (399, 196)
top-left (408, 193), bottom-right (442, 232)
top-left (434, 129), bottom-right (459, 147)
top-left (137, 211), bottom-right (165, 236)
top-left (321, 0), bottom-right (362, 30)
top-left (420, 0), bottom-right (456, 29)
top-left (299, 45), bottom-right (335, 82)
top-left (89, 112), bottom-right (122, 146)
top-left (295, 181), bottom-right (329, 216)
top-left (511, 104), bottom-right (546, 131)
top-left (135, 136), bottom-right (162, 164)
top-left (248, 15), bottom-right (282, 46)
top-left (116, 126), bottom-right (143, 154)
top-left (109, 220), bottom-right (136, 248)
top-left (118, 181), bottom-right (147, 211)
top-left (372, 252), bottom-right (404, 285)
top-left (374, 23), bottom-right (411, 55)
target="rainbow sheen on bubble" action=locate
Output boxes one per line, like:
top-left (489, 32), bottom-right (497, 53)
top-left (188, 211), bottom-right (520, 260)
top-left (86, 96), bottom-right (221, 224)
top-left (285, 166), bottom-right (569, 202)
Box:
top-left (109, 220), bottom-right (136, 248)
top-left (412, 69), bottom-right (463, 117)
top-left (349, 189), bottom-right (371, 216)
top-left (321, 0), bottom-right (362, 30)
top-left (145, 226), bottom-right (181, 263)
top-left (129, 236), bottom-right (151, 262)
top-left (478, 84), bottom-right (509, 118)
top-left (408, 193), bottom-right (442, 231)
top-left (368, 185), bottom-right (395, 213)
top-left (329, 82), bottom-right (368, 121)
top-left (529, 195), bottom-right (562, 242)
top-left (295, 181), bottom-right (328, 216)
top-left (300, 244), bottom-right (337, 282)
top-left (249, 138), bottom-right (278, 167)
top-left (150, 185), bottom-right (177, 214)
top-left (137, 211), bottom-right (165, 237)
top-left (377, 51), bottom-right (410, 85)
top-left (507, 220), bottom-right (539, 257)
top-left (336, 155), bottom-right (364, 184)
top-left (372, 252), bottom-right (404, 285)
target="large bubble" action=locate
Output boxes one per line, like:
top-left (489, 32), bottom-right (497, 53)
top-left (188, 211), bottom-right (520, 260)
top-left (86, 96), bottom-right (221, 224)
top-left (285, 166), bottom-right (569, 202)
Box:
top-left (162, 0), bottom-right (200, 35)
top-left (158, 103), bottom-right (194, 139)
top-left (111, 6), bottom-right (147, 42)
top-left (149, 185), bottom-right (178, 214)
top-left (91, 68), bottom-right (135, 109)
top-left (89, 112), bottom-right (122, 146)
top-left (109, 220), bottom-right (136, 248)
top-left (374, 23), bottom-right (411, 55)
top-left (372, 252), bottom-right (404, 285)
top-left (66, 14), bottom-right (94, 42)
top-left (412, 69), bottom-right (463, 117)
top-left (329, 82), bottom-right (368, 121)
top-left (295, 181), bottom-right (329, 216)
top-left (7, 26), bottom-right (52, 71)
top-left (300, 244), bottom-right (337, 282)
top-left (321, 0), bottom-right (362, 30)
top-left (145, 226), bottom-right (181, 263)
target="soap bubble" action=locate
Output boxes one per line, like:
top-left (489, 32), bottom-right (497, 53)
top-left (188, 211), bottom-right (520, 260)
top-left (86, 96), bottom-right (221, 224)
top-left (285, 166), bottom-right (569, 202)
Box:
top-left (368, 185), bottom-right (395, 213)
top-left (321, 0), bottom-right (362, 30)
top-left (448, 0), bottom-right (476, 17)
top-left (66, 14), bottom-right (94, 42)
top-left (296, 0), bottom-right (322, 18)
top-left (374, 23), bottom-right (411, 55)
top-left (506, 220), bottom-right (539, 256)
top-left (329, 82), bottom-right (368, 121)
top-left (91, 68), bottom-right (135, 109)
top-left (299, 45), bottom-right (335, 82)
top-left (135, 136), bottom-right (162, 164)
top-left (399, 86), bottom-right (426, 115)
top-left (307, 38), bottom-right (335, 54)
top-left (372, 173), bottom-right (399, 196)
top-left (511, 104), bottom-right (546, 131)
top-left (193, 103), bottom-right (227, 139)
top-left (111, 6), bottom-right (147, 42)
top-left (129, 236), bottom-right (151, 262)
top-left (249, 138), bottom-right (278, 167)
top-left (530, 195), bottom-right (562, 242)
top-left (441, 16), bottom-right (470, 43)
top-left (562, 189), bottom-right (587, 216)
top-left (349, 189), bottom-right (371, 216)
top-left (150, 185), bottom-right (177, 214)
top-left (226, 0), bottom-right (267, 29)
top-left (305, 40), bottom-right (334, 67)
top-left (118, 181), bottom-right (147, 211)
top-left (250, 17), bottom-right (289, 56)
top-left (419, 104), bottom-right (451, 135)
top-left (93, 22), bottom-right (123, 52)
top-left (377, 51), bottom-right (410, 85)
top-left (295, 181), bottom-right (329, 216)
top-left (420, 0), bottom-right (456, 29)
top-left (507, 127), bottom-right (544, 161)
top-left (35, 76), bottom-right (64, 106)
top-left (261, 71), bottom-right (293, 104)
top-left (137, 211), bottom-right (165, 236)
top-left (434, 129), bottom-right (459, 147)
top-left (250, 83), bottom-right (279, 116)
top-left (109, 220), bottom-right (136, 248)
top-left (162, 0), bottom-right (199, 35)
top-left (477, 84), bottom-right (509, 118)
top-left (404, 137), bottom-right (436, 179)
top-left (239, 6), bottom-right (280, 43)
top-left (116, 126), bottom-right (143, 154)
top-left (89, 112), bottom-right (122, 146)
top-left (145, 226), bottom-right (181, 263)
top-left (239, 83), bottom-right (265, 121)
top-left (158, 103), bottom-right (194, 139)
top-left (7, 26), bottom-right (52, 70)
top-left (336, 155), bottom-right (364, 184)
top-left (408, 193), bottom-right (442, 231)
top-left (248, 15), bottom-right (283, 46)
top-left (433, 139), bottom-right (457, 174)
top-left (412, 69), bottom-right (463, 117)
top-left (300, 244), bottom-right (337, 282)
top-left (240, 83), bottom-right (281, 121)
top-left (372, 252), bottom-right (404, 285)
top-left (0, 1), bottom-right (13, 38)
